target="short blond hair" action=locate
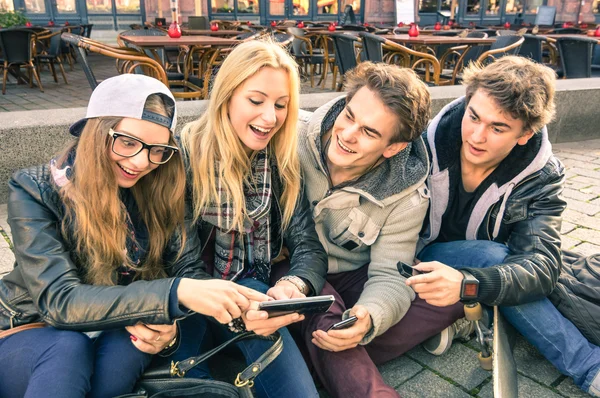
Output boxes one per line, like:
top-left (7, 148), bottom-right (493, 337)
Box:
top-left (344, 62), bottom-right (431, 143)
top-left (462, 56), bottom-right (556, 133)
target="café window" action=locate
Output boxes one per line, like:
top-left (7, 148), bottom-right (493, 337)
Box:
top-left (212, 0), bottom-right (234, 13)
top-left (0, 0), bottom-right (14, 11)
top-left (24, 0), bottom-right (46, 13)
top-left (440, 0), bottom-right (452, 11)
top-left (56, 0), bottom-right (77, 13)
top-left (592, 0), bottom-right (599, 13)
top-left (466, 0), bottom-right (481, 15)
top-left (526, 0), bottom-right (543, 13)
top-left (318, 0), bottom-right (359, 16)
top-left (486, 0), bottom-right (499, 14)
top-left (238, 0), bottom-right (259, 13)
top-left (419, 0), bottom-right (437, 13)
top-left (505, 0), bottom-right (524, 13)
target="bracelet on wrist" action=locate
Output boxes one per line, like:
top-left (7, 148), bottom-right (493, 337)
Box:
top-left (276, 275), bottom-right (308, 295)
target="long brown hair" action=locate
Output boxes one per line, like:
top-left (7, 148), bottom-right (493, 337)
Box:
top-left (58, 95), bottom-right (186, 286)
top-left (181, 39), bottom-right (301, 233)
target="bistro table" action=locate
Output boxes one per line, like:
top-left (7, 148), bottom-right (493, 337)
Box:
top-left (381, 34), bottom-right (495, 46)
top-left (182, 29), bottom-right (241, 36)
top-left (120, 35), bottom-right (240, 47)
top-left (543, 33), bottom-right (600, 43)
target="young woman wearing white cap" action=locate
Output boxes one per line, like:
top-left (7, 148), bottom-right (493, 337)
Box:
top-left (0, 74), bottom-right (268, 397)
top-left (174, 40), bottom-right (328, 397)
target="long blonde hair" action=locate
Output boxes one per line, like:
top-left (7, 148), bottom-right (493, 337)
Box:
top-left (181, 39), bottom-right (301, 232)
top-left (59, 95), bottom-right (186, 286)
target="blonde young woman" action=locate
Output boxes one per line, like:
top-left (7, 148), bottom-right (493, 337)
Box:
top-left (173, 40), bottom-right (327, 397)
top-left (0, 75), bottom-right (267, 398)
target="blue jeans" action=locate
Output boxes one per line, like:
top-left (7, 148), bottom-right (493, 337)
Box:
top-left (0, 326), bottom-right (152, 397)
top-left (171, 278), bottom-right (318, 398)
top-left (419, 240), bottom-right (600, 394)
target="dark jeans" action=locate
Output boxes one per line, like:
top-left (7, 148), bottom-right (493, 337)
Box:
top-left (171, 277), bottom-right (319, 398)
top-left (0, 326), bottom-right (152, 398)
top-left (299, 264), bottom-right (464, 398)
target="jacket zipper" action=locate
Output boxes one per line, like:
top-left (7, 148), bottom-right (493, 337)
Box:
top-left (485, 173), bottom-right (540, 240)
top-left (0, 295), bottom-right (20, 328)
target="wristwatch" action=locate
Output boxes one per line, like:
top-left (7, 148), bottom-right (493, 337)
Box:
top-left (459, 270), bottom-right (479, 303)
top-left (276, 275), bottom-right (309, 295)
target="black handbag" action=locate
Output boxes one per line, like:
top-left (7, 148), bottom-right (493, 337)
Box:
top-left (117, 331), bottom-right (283, 398)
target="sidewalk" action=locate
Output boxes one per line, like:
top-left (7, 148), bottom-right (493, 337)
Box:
top-left (1, 139), bottom-right (599, 397)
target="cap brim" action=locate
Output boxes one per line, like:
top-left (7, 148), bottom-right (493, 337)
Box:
top-left (69, 119), bottom-right (87, 137)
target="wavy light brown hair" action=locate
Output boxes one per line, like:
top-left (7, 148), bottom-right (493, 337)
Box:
top-left (463, 56), bottom-right (556, 134)
top-left (181, 39), bottom-right (301, 232)
top-left (344, 61), bottom-right (431, 143)
top-left (58, 95), bottom-right (186, 286)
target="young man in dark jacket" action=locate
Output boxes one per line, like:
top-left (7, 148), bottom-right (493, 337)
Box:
top-left (407, 56), bottom-right (600, 396)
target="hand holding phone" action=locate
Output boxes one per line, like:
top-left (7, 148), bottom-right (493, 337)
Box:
top-left (397, 261), bottom-right (420, 278)
top-left (326, 316), bottom-right (358, 332)
top-left (258, 295), bottom-right (335, 318)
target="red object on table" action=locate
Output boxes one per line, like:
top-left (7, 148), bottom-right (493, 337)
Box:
top-left (168, 21), bottom-right (182, 38)
top-left (397, 22), bottom-right (404, 27)
top-left (270, 20), bottom-right (277, 27)
top-left (328, 23), bottom-right (336, 32)
top-left (363, 22), bottom-right (369, 26)
top-left (408, 23), bottom-right (419, 37)
top-left (64, 21), bottom-right (69, 26)
top-left (156, 21), bottom-right (162, 26)
top-left (25, 21), bottom-right (32, 27)
top-left (297, 21), bottom-right (305, 28)
top-left (434, 21), bottom-right (441, 30)
top-left (504, 21), bottom-right (510, 28)
top-left (48, 20), bottom-right (55, 26)
top-left (210, 22), bottom-right (219, 31)
top-left (580, 23), bottom-right (588, 28)
top-left (595, 26), bottom-right (600, 37)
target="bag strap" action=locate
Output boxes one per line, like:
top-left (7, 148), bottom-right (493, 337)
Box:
top-left (0, 322), bottom-right (46, 339)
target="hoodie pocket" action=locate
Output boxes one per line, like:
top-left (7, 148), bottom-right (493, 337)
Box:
top-left (328, 208), bottom-right (380, 252)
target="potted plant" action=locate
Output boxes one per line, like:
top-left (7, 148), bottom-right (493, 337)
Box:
top-left (0, 9), bottom-right (28, 28)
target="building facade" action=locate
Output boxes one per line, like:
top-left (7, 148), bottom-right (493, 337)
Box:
top-left (2, 0), bottom-right (598, 29)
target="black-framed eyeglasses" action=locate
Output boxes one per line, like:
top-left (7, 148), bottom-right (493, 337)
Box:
top-left (108, 129), bottom-right (178, 165)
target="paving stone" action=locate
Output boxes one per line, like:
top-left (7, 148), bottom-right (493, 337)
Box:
top-left (570, 242), bottom-right (600, 256)
top-left (571, 176), bottom-right (600, 186)
top-left (567, 227), bottom-right (600, 245)
top-left (561, 188), bottom-right (598, 202)
top-left (561, 235), bottom-right (582, 250)
top-left (395, 369), bottom-right (471, 398)
top-left (379, 355), bottom-right (424, 389)
top-left (561, 221), bottom-right (577, 234)
top-left (560, 158), bottom-right (598, 171)
top-left (569, 167), bottom-right (600, 181)
top-left (479, 374), bottom-right (565, 398)
top-left (582, 185), bottom-right (600, 196)
top-left (513, 335), bottom-right (562, 385)
top-left (555, 377), bottom-right (591, 398)
top-left (564, 198), bottom-right (600, 216)
top-left (0, 204), bottom-right (10, 240)
top-left (563, 209), bottom-right (600, 231)
top-left (0, 248), bottom-right (15, 274)
top-left (406, 344), bottom-right (490, 391)
top-left (553, 151), bottom-right (598, 163)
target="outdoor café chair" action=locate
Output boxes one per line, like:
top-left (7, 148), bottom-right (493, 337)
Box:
top-left (380, 37), bottom-right (442, 86)
top-left (34, 30), bottom-right (68, 84)
top-left (517, 34), bottom-right (546, 62)
top-left (476, 34), bottom-right (524, 64)
top-left (358, 32), bottom-right (385, 63)
top-left (331, 33), bottom-right (360, 91)
top-left (0, 29), bottom-right (44, 95)
top-left (555, 36), bottom-right (598, 78)
top-left (287, 27), bottom-right (328, 88)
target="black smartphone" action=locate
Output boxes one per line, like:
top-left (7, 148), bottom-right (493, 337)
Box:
top-left (397, 261), bottom-right (419, 278)
top-left (258, 295), bottom-right (335, 318)
top-left (327, 316), bottom-right (358, 331)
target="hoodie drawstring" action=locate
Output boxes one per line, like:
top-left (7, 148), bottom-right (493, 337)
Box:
top-left (493, 182), bottom-right (515, 239)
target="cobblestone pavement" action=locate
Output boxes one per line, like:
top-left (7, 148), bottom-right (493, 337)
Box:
top-left (1, 140), bottom-right (599, 396)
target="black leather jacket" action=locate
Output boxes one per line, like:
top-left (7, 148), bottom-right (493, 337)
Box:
top-left (0, 165), bottom-right (206, 332)
top-left (420, 98), bottom-right (566, 306)
top-left (195, 160), bottom-right (328, 296)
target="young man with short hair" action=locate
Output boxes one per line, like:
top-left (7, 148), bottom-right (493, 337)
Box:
top-left (295, 62), bottom-right (464, 397)
top-left (409, 56), bottom-right (600, 396)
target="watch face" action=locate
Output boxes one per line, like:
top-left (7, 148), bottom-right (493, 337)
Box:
top-left (463, 282), bottom-right (478, 298)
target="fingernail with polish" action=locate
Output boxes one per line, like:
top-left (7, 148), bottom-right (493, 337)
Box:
top-left (130, 335), bottom-right (137, 342)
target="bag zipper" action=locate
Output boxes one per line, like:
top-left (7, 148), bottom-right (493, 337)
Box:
top-left (0, 295), bottom-right (20, 329)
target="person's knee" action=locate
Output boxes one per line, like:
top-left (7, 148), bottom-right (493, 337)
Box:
top-left (52, 330), bottom-right (93, 361)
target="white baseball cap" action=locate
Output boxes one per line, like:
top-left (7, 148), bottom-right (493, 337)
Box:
top-left (69, 74), bottom-right (177, 136)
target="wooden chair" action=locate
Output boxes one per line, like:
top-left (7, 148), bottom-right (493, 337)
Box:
top-left (61, 32), bottom-right (203, 99)
top-left (381, 38), bottom-right (441, 86)
top-left (0, 29), bottom-right (44, 94)
top-left (476, 35), bottom-right (524, 64)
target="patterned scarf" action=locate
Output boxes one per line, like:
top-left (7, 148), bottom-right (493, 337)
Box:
top-left (202, 147), bottom-right (272, 283)
top-left (50, 150), bottom-right (144, 285)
